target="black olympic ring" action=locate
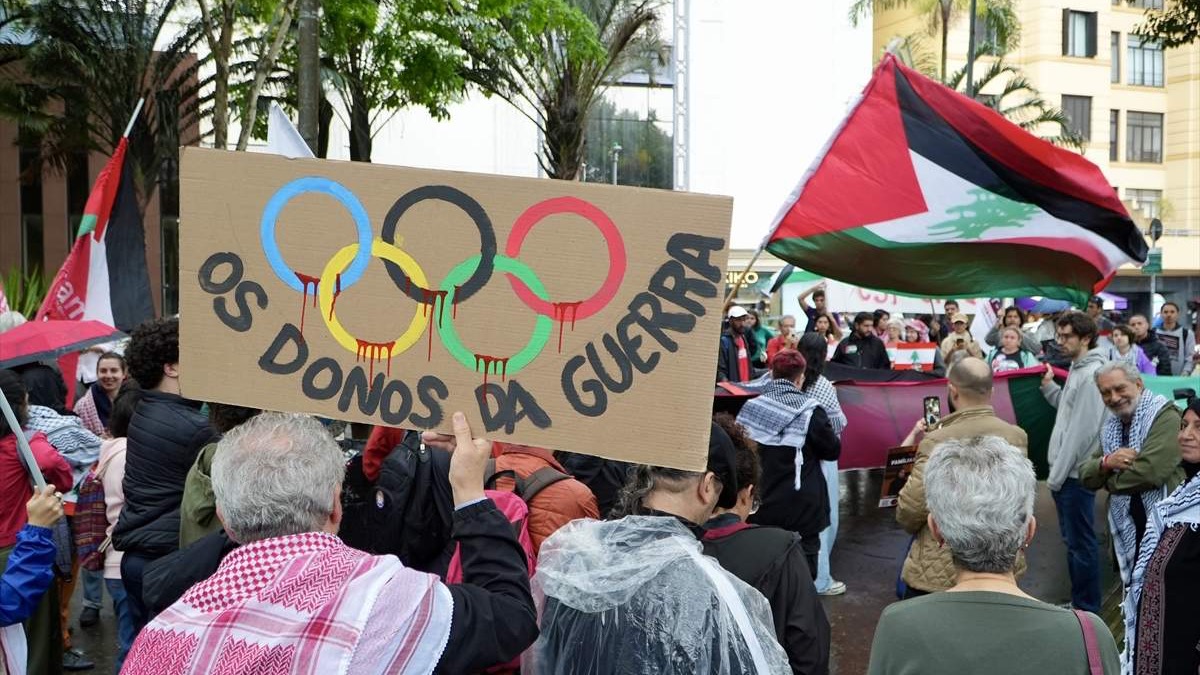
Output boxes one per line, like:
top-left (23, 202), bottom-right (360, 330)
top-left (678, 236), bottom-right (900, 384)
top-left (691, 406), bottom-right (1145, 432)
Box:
top-left (380, 185), bottom-right (497, 304)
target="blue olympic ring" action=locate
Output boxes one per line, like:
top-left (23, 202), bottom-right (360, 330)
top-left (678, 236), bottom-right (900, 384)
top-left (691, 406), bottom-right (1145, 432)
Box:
top-left (261, 177), bottom-right (374, 293)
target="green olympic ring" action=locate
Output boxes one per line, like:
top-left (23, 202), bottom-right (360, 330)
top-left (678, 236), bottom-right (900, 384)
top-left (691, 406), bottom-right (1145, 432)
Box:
top-left (438, 254), bottom-right (553, 376)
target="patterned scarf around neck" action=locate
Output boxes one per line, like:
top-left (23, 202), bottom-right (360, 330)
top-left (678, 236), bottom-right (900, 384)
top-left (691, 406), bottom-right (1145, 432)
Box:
top-left (736, 378), bottom-right (819, 490)
top-left (1102, 389), bottom-right (1172, 588)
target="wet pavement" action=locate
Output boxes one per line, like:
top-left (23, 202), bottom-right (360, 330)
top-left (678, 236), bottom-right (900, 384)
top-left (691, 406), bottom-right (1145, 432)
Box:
top-left (66, 468), bottom-right (1116, 675)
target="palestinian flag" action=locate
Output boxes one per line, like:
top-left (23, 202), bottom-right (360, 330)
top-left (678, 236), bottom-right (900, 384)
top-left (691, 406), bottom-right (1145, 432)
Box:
top-left (37, 137), bottom-right (154, 331)
top-left (765, 54), bottom-right (1148, 307)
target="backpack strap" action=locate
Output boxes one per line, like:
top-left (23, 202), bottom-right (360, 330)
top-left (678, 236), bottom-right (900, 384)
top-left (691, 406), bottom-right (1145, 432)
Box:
top-left (483, 459), bottom-right (522, 491)
top-left (516, 466), bottom-right (572, 502)
top-left (1072, 609), bottom-right (1104, 675)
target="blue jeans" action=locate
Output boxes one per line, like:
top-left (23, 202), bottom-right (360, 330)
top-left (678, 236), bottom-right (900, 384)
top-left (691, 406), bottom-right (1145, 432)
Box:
top-left (105, 578), bottom-right (136, 674)
top-left (81, 568), bottom-right (104, 610)
top-left (1051, 478), bottom-right (1102, 612)
top-left (815, 459), bottom-right (839, 591)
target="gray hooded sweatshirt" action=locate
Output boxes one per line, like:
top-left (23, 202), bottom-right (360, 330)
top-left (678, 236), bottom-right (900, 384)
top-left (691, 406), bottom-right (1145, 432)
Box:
top-left (1041, 347), bottom-right (1109, 491)
top-left (1156, 324), bottom-right (1195, 376)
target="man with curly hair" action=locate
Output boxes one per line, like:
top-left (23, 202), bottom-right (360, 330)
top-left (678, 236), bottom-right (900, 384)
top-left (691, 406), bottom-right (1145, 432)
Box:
top-left (111, 318), bottom-right (216, 632)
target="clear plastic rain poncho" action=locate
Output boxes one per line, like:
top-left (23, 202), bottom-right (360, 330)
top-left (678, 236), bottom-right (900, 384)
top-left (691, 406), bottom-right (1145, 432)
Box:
top-left (522, 515), bottom-right (791, 675)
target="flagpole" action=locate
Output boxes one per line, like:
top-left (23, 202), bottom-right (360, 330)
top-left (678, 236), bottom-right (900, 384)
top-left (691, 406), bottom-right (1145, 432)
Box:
top-left (122, 98), bottom-right (146, 139)
top-left (0, 394), bottom-right (46, 489)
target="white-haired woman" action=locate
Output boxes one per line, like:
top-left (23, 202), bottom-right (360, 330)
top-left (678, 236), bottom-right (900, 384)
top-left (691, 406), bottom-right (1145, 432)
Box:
top-left (868, 436), bottom-right (1119, 675)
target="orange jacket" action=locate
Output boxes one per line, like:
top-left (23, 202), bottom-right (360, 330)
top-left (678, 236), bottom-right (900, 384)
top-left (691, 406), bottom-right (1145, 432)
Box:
top-left (489, 443), bottom-right (600, 555)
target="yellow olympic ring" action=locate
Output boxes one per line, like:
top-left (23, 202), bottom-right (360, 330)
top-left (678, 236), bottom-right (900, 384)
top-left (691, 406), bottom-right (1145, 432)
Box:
top-left (318, 239), bottom-right (428, 358)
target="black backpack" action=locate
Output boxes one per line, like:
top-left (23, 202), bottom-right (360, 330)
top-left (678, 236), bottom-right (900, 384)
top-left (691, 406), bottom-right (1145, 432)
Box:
top-left (338, 430), bottom-right (455, 573)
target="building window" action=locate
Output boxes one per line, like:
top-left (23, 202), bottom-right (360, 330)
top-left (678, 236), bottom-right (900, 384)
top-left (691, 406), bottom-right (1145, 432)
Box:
top-left (1126, 188), bottom-right (1161, 219)
top-left (18, 136), bottom-right (43, 275)
top-left (1109, 110), bottom-right (1119, 162)
top-left (973, 16), bottom-right (1002, 55)
top-left (1127, 35), bottom-right (1164, 86)
top-left (1130, 0), bottom-right (1163, 8)
top-left (1062, 95), bottom-right (1092, 140)
top-left (1062, 10), bottom-right (1097, 57)
top-left (1111, 32), bottom-right (1121, 82)
top-left (1126, 111), bottom-right (1163, 163)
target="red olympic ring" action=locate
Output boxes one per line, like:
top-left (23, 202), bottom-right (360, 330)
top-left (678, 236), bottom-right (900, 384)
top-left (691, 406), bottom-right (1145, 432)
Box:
top-left (504, 196), bottom-right (627, 322)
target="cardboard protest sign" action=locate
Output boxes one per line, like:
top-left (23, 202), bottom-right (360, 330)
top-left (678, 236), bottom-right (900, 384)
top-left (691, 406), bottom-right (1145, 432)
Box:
top-left (878, 445), bottom-right (917, 508)
top-left (179, 149), bottom-right (733, 470)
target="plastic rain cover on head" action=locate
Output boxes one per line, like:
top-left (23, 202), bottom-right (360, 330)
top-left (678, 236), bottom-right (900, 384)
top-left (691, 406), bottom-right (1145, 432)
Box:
top-left (522, 516), bottom-right (790, 675)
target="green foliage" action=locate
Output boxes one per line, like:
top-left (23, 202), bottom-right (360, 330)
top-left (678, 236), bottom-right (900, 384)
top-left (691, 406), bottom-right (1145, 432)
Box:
top-left (944, 50), bottom-right (1084, 151)
top-left (0, 0), bottom-right (201, 204)
top-left (2, 266), bottom-right (47, 318)
top-left (458, 0), bottom-right (667, 179)
top-left (1128, 0), bottom-right (1199, 49)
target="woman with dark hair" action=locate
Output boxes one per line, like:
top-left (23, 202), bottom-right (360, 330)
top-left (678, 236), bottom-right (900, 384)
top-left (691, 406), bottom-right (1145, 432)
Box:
top-left (812, 313), bottom-right (842, 348)
top-left (0, 369), bottom-right (73, 674)
top-left (798, 332), bottom-right (850, 596)
top-left (1122, 396), bottom-right (1200, 674)
top-left (984, 306), bottom-right (1040, 354)
top-left (702, 413), bottom-right (832, 674)
top-left (73, 352), bottom-right (126, 438)
top-left (746, 309), bottom-right (774, 369)
top-left (736, 349), bottom-right (841, 576)
top-left (111, 318), bottom-right (217, 633)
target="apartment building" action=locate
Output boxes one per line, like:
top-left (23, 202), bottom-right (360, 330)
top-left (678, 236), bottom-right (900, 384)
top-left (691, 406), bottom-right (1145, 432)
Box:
top-left (873, 0), bottom-right (1199, 304)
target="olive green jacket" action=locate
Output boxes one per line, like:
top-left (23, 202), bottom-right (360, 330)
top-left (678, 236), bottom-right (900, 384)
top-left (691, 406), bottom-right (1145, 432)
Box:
top-left (1078, 404), bottom-right (1184, 495)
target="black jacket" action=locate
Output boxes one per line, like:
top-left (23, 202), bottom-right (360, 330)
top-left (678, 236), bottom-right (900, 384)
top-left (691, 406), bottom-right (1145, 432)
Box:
top-left (554, 452), bottom-right (632, 518)
top-left (718, 328), bottom-right (763, 383)
top-left (112, 390), bottom-right (216, 558)
top-left (703, 515), bottom-right (831, 675)
top-left (1137, 331), bottom-right (1174, 376)
top-left (750, 407), bottom-right (841, 536)
top-left (830, 333), bottom-right (891, 370)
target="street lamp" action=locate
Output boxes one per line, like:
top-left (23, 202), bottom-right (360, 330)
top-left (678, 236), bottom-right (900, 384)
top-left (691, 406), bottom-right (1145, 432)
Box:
top-left (1147, 217), bottom-right (1164, 305)
top-left (611, 143), bottom-right (622, 185)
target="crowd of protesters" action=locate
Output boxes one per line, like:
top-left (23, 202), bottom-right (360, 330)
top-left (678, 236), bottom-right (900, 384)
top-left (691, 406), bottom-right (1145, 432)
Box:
top-left (0, 286), bottom-right (1196, 675)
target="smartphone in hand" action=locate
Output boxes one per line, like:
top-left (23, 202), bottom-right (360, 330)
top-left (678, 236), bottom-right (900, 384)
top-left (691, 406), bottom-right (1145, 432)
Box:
top-left (923, 396), bottom-right (942, 428)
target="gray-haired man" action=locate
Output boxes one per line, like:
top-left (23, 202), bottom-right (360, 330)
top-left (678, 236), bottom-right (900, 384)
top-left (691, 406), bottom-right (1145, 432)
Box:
top-left (1078, 361), bottom-right (1183, 586)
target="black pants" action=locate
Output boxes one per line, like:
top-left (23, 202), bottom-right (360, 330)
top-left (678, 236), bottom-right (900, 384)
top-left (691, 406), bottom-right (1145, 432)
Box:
top-left (799, 533), bottom-right (820, 581)
top-left (120, 552), bottom-right (154, 636)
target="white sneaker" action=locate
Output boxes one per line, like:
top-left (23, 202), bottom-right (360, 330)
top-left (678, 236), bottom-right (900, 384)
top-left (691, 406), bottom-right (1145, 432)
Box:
top-left (818, 580), bottom-right (847, 596)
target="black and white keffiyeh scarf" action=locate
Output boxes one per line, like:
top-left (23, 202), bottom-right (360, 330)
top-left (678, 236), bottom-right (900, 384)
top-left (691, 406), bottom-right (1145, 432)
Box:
top-left (736, 378), bottom-right (819, 490)
top-left (1103, 389), bottom-right (1172, 588)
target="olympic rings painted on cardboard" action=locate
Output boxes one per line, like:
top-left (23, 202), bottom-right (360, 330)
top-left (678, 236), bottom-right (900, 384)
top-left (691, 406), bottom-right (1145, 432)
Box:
top-left (261, 177), bottom-right (374, 293)
top-left (317, 240), bottom-right (429, 376)
top-left (504, 196), bottom-right (627, 323)
top-left (437, 254), bottom-right (553, 378)
top-left (380, 185), bottom-right (497, 304)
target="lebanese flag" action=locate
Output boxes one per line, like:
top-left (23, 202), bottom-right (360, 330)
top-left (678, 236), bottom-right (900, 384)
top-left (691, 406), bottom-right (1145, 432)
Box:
top-left (765, 54), bottom-right (1147, 307)
top-left (37, 137), bottom-right (153, 331)
top-left (888, 342), bottom-right (937, 371)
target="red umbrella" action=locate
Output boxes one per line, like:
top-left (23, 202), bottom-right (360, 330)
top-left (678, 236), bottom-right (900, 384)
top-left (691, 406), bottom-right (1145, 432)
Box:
top-left (0, 319), bottom-right (126, 369)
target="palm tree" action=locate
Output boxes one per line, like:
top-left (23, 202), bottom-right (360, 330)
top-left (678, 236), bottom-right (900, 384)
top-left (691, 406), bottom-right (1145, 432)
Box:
top-left (0, 0), bottom-right (200, 205)
top-left (943, 49), bottom-right (1084, 151)
top-left (461, 0), bottom-right (668, 180)
top-left (851, 0), bottom-right (1018, 81)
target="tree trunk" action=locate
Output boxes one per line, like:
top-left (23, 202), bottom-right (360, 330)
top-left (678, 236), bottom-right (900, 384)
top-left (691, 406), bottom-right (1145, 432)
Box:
top-left (236, 0), bottom-right (297, 150)
top-left (317, 95), bottom-right (332, 158)
top-left (348, 85), bottom-right (372, 162)
top-left (543, 91), bottom-right (585, 180)
top-left (297, 0), bottom-right (320, 153)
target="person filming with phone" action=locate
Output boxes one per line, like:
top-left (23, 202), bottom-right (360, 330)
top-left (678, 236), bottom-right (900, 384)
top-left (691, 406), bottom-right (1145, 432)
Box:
top-left (895, 357), bottom-right (1028, 597)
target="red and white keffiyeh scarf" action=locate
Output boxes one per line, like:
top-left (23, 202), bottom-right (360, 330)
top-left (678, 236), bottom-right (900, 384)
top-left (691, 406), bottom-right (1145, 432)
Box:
top-left (124, 532), bottom-right (452, 675)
